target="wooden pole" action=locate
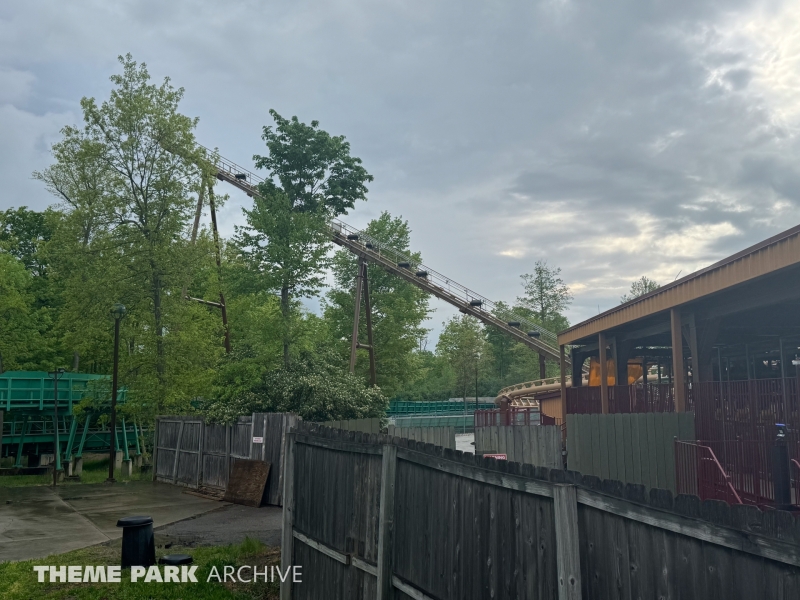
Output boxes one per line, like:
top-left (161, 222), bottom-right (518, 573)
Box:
top-left (349, 258), bottom-right (365, 373)
top-left (671, 308), bottom-right (686, 412)
top-left (362, 261), bottom-right (377, 386)
top-left (539, 353), bottom-right (547, 379)
top-left (280, 432), bottom-right (297, 600)
top-left (376, 444), bottom-right (398, 599)
top-left (599, 332), bottom-right (609, 414)
top-left (208, 186), bottom-right (231, 354)
top-left (553, 484), bottom-right (583, 600)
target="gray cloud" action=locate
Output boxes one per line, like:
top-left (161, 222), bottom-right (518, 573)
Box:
top-left (2, 0), bottom-right (799, 338)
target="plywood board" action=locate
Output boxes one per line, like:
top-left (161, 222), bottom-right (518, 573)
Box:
top-left (223, 459), bottom-right (271, 507)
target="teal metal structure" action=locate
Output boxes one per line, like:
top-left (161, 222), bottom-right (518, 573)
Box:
top-left (0, 371), bottom-right (142, 468)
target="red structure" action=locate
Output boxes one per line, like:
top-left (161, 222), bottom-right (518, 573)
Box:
top-left (557, 224), bottom-right (800, 508)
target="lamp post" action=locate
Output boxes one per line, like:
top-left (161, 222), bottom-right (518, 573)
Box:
top-left (475, 351), bottom-right (481, 414)
top-left (107, 303), bottom-right (126, 483)
top-left (48, 368), bottom-right (65, 486)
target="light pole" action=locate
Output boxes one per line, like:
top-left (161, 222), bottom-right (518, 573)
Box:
top-left (48, 368), bottom-right (66, 486)
top-left (475, 351), bottom-right (481, 414)
top-left (107, 303), bottom-right (126, 483)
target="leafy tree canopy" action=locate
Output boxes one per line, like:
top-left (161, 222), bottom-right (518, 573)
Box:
top-left (203, 347), bottom-right (387, 424)
top-left (620, 275), bottom-right (660, 303)
top-left (254, 109), bottom-right (373, 215)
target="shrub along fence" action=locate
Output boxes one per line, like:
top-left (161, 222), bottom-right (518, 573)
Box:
top-left (154, 413), bottom-right (298, 505)
top-left (566, 412), bottom-right (695, 494)
top-left (281, 422), bottom-right (800, 600)
top-left (474, 424), bottom-right (561, 468)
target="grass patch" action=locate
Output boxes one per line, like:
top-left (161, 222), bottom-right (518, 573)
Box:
top-left (0, 454), bottom-right (149, 487)
top-left (0, 537), bottom-right (281, 600)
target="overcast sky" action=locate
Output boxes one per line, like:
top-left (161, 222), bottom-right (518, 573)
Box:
top-left (2, 1), bottom-right (800, 342)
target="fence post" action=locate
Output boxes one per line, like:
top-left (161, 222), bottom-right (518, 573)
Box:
top-left (197, 418), bottom-right (205, 489)
top-left (152, 418), bottom-right (159, 481)
top-left (280, 432), bottom-right (297, 600)
top-left (172, 420), bottom-right (185, 485)
top-left (553, 484), bottom-right (582, 600)
top-left (376, 444), bottom-right (398, 600)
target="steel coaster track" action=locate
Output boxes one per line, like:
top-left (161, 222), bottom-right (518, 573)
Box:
top-left (200, 145), bottom-right (568, 364)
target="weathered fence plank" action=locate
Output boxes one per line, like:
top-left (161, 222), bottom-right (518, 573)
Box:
top-left (285, 423), bottom-right (800, 600)
top-left (553, 485), bottom-right (582, 600)
top-left (567, 412), bottom-right (695, 493)
top-left (280, 432), bottom-right (296, 600)
top-left (474, 425), bottom-right (561, 468)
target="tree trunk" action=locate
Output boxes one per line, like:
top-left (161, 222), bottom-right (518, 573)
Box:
top-left (281, 284), bottom-right (290, 368)
top-left (152, 263), bottom-right (166, 413)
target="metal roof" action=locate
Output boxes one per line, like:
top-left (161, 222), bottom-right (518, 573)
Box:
top-left (558, 223), bottom-right (800, 345)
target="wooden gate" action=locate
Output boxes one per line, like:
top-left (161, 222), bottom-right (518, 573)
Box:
top-left (154, 416), bottom-right (203, 488)
top-left (154, 413), bottom-right (297, 504)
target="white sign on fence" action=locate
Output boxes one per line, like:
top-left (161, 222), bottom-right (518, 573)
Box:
top-left (252, 436), bottom-right (264, 444)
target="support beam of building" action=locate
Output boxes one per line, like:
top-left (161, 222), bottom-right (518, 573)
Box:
top-left (687, 312), bottom-right (699, 384)
top-left (671, 308), bottom-right (686, 412)
top-left (539, 353), bottom-right (547, 380)
top-left (571, 348), bottom-right (584, 388)
top-left (599, 332), bottom-right (609, 414)
top-left (560, 345), bottom-right (568, 426)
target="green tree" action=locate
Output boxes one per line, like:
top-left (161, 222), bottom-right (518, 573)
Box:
top-left (0, 253), bottom-right (46, 372)
top-left (436, 315), bottom-right (492, 401)
top-left (323, 212), bottom-right (430, 396)
top-left (237, 110), bottom-right (373, 366)
top-left (517, 260), bottom-right (572, 332)
top-left (620, 276), bottom-right (660, 303)
top-left (0, 207), bottom-right (54, 278)
top-left (203, 347), bottom-right (387, 424)
top-left (35, 55), bottom-right (222, 415)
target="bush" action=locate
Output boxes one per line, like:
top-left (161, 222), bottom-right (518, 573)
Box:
top-left (203, 348), bottom-right (387, 423)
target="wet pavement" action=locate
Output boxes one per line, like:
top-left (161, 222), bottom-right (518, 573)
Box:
top-left (0, 481), bottom-right (225, 563)
top-left (157, 503), bottom-right (283, 547)
top-left (456, 433), bottom-right (475, 454)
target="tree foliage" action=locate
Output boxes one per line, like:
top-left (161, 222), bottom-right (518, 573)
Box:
top-left (323, 212), bottom-right (430, 396)
top-left (237, 110), bottom-right (373, 366)
top-left (203, 347), bottom-right (387, 424)
top-left (620, 276), bottom-right (660, 303)
top-left (517, 260), bottom-right (572, 333)
top-left (33, 55), bottom-right (221, 416)
top-left (436, 315), bottom-right (492, 400)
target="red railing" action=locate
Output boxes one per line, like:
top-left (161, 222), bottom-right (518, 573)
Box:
top-left (475, 407), bottom-right (560, 427)
top-left (675, 440), bottom-right (742, 505)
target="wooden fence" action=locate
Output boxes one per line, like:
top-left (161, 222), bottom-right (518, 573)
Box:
top-left (474, 424), bottom-right (561, 468)
top-left (567, 412), bottom-right (695, 494)
top-left (281, 423), bottom-right (800, 600)
top-left (387, 425), bottom-right (455, 450)
top-left (321, 417), bottom-right (383, 433)
top-left (319, 418), bottom-right (456, 450)
top-left (154, 412), bottom-right (298, 505)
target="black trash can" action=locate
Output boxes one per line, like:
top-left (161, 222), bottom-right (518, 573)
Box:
top-left (116, 515), bottom-right (155, 568)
